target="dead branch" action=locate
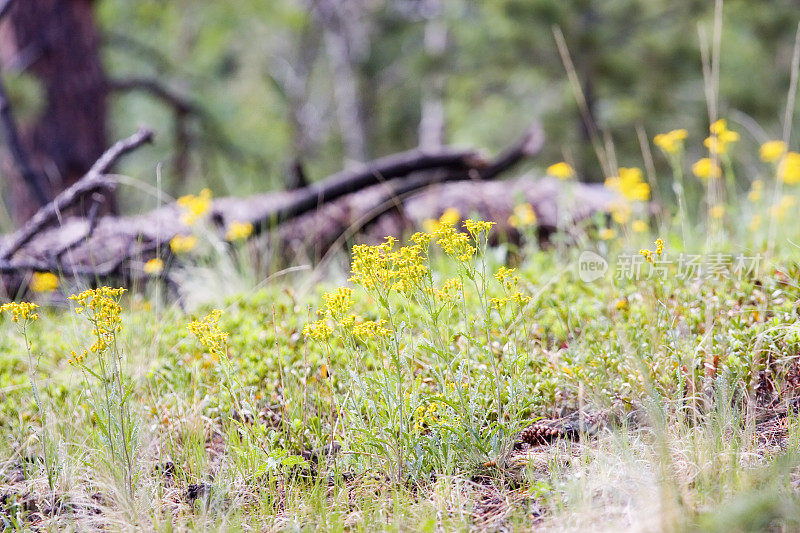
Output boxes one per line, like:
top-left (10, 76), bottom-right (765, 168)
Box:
top-left (109, 77), bottom-right (198, 115)
top-left (0, 128), bottom-right (154, 261)
top-left (0, 123), bottom-right (614, 299)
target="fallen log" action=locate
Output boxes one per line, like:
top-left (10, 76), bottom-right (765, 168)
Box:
top-left (0, 121), bottom-right (616, 299)
top-left (0, 126), bottom-right (537, 296)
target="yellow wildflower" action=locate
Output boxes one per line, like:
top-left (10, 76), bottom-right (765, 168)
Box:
top-left (709, 205), bottom-right (725, 219)
top-left (632, 220), bottom-right (648, 233)
top-left (422, 219), bottom-right (438, 233)
top-left (463, 219), bottom-right (495, 238)
top-left (692, 158), bottom-right (722, 180)
top-left (68, 349), bottom-right (88, 366)
top-left (546, 162), bottom-right (575, 180)
top-left (653, 129), bottom-right (688, 154)
top-left (225, 221), bottom-right (254, 242)
top-left (615, 298), bottom-right (629, 310)
top-left (30, 272), bottom-right (59, 293)
top-left (177, 188), bottom-right (212, 226)
top-left (605, 167), bottom-right (650, 202)
top-left (187, 309), bottom-right (228, 353)
top-left (170, 234), bottom-right (197, 254)
top-left (490, 297), bottom-right (509, 313)
top-left (748, 180), bottom-right (763, 202)
top-left (508, 203), bottom-right (537, 228)
top-left (390, 244), bottom-right (429, 294)
top-left (655, 238), bottom-right (664, 256)
top-left (639, 249), bottom-right (654, 264)
top-left (436, 278), bottom-right (462, 301)
top-left (494, 266), bottom-right (516, 282)
top-left (709, 119), bottom-right (728, 136)
top-left (599, 228), bottom-right (616, 240)
top-left (439, 207), bottom-right (461, 227)
top-left (323, 287), bottom-right (354, 322)
top-left (704, 119), bottom-right (739, 155)
top-left (350, 237), bottom-right (396, 290)
top-left (0, 302), bottom-right (39, 323)
top-left (143, 258), bottom-right (164, 275)
top-left (303, 319), bottom-right (333, 341)
top-left (760, 140), bottom-right (787, 163)
top-left (778, 151), bottom-right (800, 184)
top-left (351, 319), bottom-right (391, 340)
top-left (422, 208), bottom-right (460, 233)
top-left (69, 287), bottom-right (126, 353)
top-left (704, 131), bottom-right (739, 155)
top-left (434, 223), bottom-right (474, 262)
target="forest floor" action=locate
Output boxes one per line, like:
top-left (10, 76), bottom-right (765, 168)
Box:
top-left (2, 196), bottom-right (800, 531)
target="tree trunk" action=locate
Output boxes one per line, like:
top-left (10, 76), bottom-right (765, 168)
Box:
top-left (312, 0), bottom-right (370, 165)
top-left (418, 0), bottom-right (448, 149)
top-left (0, 0), bottom-right (110, 222)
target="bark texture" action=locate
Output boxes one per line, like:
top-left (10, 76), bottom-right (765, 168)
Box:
top-left (0, 0), bottom-right (109, 221)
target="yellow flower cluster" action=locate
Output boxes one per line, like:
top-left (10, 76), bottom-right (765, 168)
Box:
top-left (492, 266), bottom-right (531, 311)
top-left (599, 228), bottom-right (616, 240)
top-left (70, 287), bottom-right (126, 354)
top-left (605, 167), bottom-right (650, 202)
top-left (423, 207), bottom-right (460, 234)
top-left (639, 239), bottom-right (664, 265)
top-left (187, 309), bottom-right (228, 354)
top-left (351, 320), bottom-right (391, 340)
top-left (323, 287), bottom-right (355, 322)
top-left (305, 285), bottom-right (392, 342)
top-left (0, 302), bottom-right (39, 323)
top-left (709, 205), bottom-right (725, 219)
top-left (463, 219), bottom-right (495, 238)
top-left (546, 162), bottom-right (575, 180)
top-left (692, 157), bottom-right (722, 180)
top-left (632, 220), bottom-right (648, 233)
top-left (303, 319), bottom-right (333, 340)
top-left (778, 151), bottom-right (800, 184)
top-left (350, 236), bottom-right (396, 291)
top-left (760, 140), bottom-right (787, 163)
top-left (30, 272), bottom-right (59, 293)
top-left (435, 277), bottom-right (462, 302)
top-left (508, 203), bottom-right (537, 228)
top-left (435, 222), bottom-right (475, 262)
top-left (225, 220), bottom-right (254, 242)
top-left (68, 349), bottom-right (88, 366)
top-left (494, 266), bottom-right (519, 289)
top-left (748, 180), bottom-right (763, 202)
top-left (653, 128), bottom-right (688, 154)
top-left (391, 244), bottom-right (430, 294)
top-left (491, 292), bottom-right (531, 312)
top-left (413, 402), bottom-right (441, 432)
top-left (177, 188), bottom-right (212, 226)
top-left (170, 234), bottom-right (197, 254)
top-left (143, 258), bottom-right (164, 275)
top-left (704, 119), bottom-right (739, 155)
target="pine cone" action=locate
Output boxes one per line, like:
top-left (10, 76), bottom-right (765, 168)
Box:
top-left (517, 422), bottom-right (562, 446)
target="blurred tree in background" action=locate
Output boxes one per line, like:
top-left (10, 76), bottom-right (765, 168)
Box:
top-left (1, 0), bottom-right (798, 224)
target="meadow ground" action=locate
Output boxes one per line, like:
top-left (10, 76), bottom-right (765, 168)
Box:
top-left (3, 129), bottom-right (800, 531)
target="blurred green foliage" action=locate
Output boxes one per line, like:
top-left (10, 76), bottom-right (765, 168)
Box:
top-left (95, 0), bottom-right (800, 207)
